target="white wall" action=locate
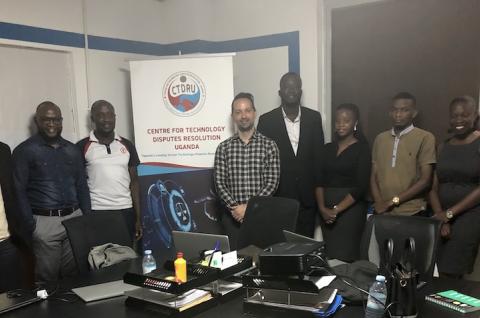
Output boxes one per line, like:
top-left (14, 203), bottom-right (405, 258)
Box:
top-left (1, 0), bottom-right (84, 32)
top-left (0, 45), bottom-right (78, 148)
top-left (0, 0), bottom-right (88, 144)
top-left (0, 0), bottom-right (327, 145)
top-left (207, 0), bottom-right (320, 113)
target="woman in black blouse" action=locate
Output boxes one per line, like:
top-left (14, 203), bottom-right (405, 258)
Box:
top-left (429, 96), bottom-right (480, 278)
top-left (315, 103), bottom-right (371, 262)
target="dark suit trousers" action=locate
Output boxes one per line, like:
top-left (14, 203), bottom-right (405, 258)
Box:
top-left (0, 238), bottom-right (22, 292)
top-left (220, 209), bottom-right (241, 250)
top-left (295, 205), bottom-right (317, 238)
top-left (92, 208), bottom-right (135, 244)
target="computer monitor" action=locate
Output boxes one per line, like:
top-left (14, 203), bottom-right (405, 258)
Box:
top-left (236, 197), bottom-right (299, 249)
top-left (171, 231), bottom-right (230, 261)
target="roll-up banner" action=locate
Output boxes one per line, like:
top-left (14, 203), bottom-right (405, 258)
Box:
top-left (130, 54), bottom-right (234, 257)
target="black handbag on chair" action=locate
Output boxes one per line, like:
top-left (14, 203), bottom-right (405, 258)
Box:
top-left (385, 237), bottom-right (418, 318)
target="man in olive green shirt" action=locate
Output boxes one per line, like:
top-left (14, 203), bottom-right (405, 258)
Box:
top-left (371, 92), bottom-right (436, 216)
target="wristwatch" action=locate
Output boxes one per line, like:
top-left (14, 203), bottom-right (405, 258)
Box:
top-left (445, 209), bottom-right (454, 221)
top-left (392, 196), bottom-right (400, 206)
top-left (332, 205), bottom-right (338, 217)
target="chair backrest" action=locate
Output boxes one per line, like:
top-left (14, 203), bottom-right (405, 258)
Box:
top-left (236, 196), bottom-right (299, 249)
top-left (360, 215), bottom-right (441, 282)
top-left (62, 211), bottom-right (133, 273)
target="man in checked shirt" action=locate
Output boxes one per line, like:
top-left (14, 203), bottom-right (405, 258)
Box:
top-left (214, 92), bottom-right (280, 249)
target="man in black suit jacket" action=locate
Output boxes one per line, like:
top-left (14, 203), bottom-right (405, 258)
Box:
top-left (0, 141), bottom-right (25, 292)
top-left (257, 72), bottom-right (324, 237)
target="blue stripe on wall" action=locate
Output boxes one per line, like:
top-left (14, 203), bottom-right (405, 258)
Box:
top-left (0, 22), bottom-right (85, 48)
top-left (0, 21), bottom-right (299, 73)
top-left (88, 32), bottom-right (300, 73)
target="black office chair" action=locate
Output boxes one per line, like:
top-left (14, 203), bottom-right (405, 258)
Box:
top-left (236, 196), bottom-right (299, 249)
top-left (360, 215), bottom-right (441, 282)
top-left (62, 211), bottom-right (134, 273)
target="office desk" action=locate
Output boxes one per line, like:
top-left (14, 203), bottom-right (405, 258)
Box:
top-left (4, 261), bottom-right (480, 318)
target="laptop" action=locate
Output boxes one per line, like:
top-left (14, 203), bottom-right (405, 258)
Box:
top-left (172, 231), bottom-right (230, 261)
top-left (283, 230), bottom-right (323, 244)
top-left (72, 280), bottom-right (140, 302)
top-left (0, 291), bottom-right (42, 314)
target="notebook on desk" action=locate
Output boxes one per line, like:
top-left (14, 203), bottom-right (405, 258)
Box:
top-left (426, 289), bottom-right (480, 314)
top-left (172, 231), bottom-right (230, 261)
top-left (72, 280), bottom-right (140, 302)
top-left (0, 291), bottom-right (42, 314)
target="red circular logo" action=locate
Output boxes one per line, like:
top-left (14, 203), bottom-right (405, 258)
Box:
top-left (162, 71), bottom-right (206, 117)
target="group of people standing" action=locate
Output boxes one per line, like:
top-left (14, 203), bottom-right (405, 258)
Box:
top-left (1, 71), bottom-right (478, 293)
top-left (0, 100), bottom-right (141, 291)
top-left (214, 73), bottom-right (324, 248)
top-left (214, 72), bottom-right (480, 279)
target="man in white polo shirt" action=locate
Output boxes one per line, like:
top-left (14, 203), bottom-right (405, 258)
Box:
top-left (77, 100), bottom-right (142, 241)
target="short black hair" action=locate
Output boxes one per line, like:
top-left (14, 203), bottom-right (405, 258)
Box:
top-left (336, 103), bottom-right (360, 121)
top-left (392, 92), bottom-right (416, 105)
top-left (36, 101), bottom-right (60, 114)
top-left (231, 92), bottom-right (255, 113)
top-left (449, 95), bottom-right (478, 111)
top-left (280, 72), bottom-right (302, 88)
top-left (91, 100), bottom-right (115, 115)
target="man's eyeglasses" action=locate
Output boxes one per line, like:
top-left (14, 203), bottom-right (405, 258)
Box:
top-left (41, 117), bottom-right (63, 125)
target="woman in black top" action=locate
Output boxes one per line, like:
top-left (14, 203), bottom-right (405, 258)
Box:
top-left (315, 104), bottom-right (371, 262)
top-left (429, 96), bottom-right (480, 278)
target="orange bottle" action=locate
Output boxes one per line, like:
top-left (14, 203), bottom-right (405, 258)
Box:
top-left (174, 252), bottom-right (187, 283)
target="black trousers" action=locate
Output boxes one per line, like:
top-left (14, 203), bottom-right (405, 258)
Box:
top-left (92, 208), bottom-right (135, 243)
top-left (220, 211), bottom-right (241, 250)
top-left (0, 238), bottom-right (22, 292)
top-left (295, 206), bottom-right (317, 238)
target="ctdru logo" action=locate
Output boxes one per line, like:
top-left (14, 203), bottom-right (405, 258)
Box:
top-left (163, 71), bottom-right (206, 116)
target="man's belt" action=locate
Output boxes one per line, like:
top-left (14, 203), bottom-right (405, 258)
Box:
top-left (32, 205), bottom-right (79, 217)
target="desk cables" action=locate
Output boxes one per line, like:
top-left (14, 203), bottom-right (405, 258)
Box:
top-left (308, 253), bottom-right (406, 318)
